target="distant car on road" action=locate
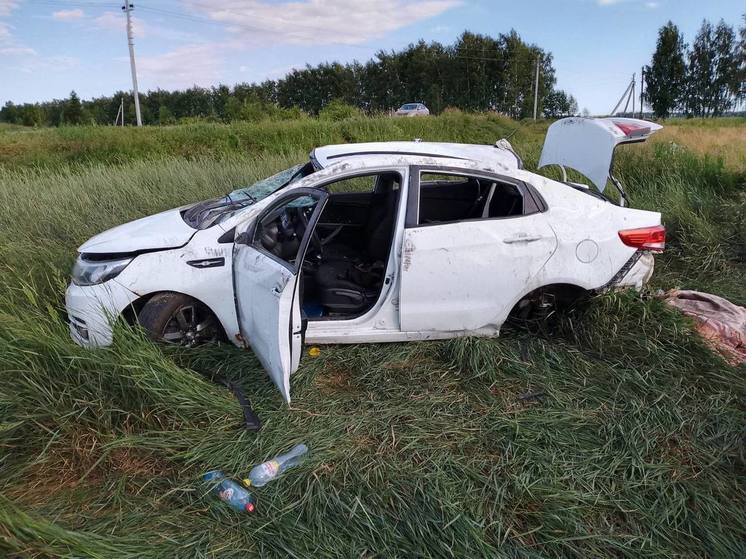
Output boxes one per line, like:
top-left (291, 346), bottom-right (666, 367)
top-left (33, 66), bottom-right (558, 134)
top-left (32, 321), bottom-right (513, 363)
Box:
top-left (395, 103), bottom-right (429, 117)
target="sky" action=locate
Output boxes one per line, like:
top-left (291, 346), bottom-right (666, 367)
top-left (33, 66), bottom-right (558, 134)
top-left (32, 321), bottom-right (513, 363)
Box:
top-left (0, 0), bottom-right (743, 114)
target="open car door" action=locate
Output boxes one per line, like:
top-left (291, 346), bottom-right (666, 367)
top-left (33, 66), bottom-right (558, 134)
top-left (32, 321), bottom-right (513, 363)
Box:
top-left (538, 117), bottom-right (662, 203)
top-left (232, 188), bottom-right (328, 403)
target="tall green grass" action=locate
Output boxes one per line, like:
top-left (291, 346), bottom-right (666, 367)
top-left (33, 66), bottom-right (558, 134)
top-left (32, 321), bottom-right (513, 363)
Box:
top-left (0, 114), bottom-right (744, 557)
top-left (0, 112), bottom-right (525, 170)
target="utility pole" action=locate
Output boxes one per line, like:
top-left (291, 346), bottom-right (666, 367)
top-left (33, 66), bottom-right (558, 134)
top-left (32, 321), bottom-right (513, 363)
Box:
top-left (122, 2), bottom-right (142, 126)
top-left (114, 97), bottom-right (124, 126)
top-left (610, 74), bottom-right (635, 116)
top-left (640, 67), bottom-right (645, 119)
top-left (532, 56), bottom-right (540, 120)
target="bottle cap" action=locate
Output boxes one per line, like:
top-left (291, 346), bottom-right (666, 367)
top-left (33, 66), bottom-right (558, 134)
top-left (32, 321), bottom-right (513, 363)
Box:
top-left (245, 502), bottom-right (255, 513)
top-left (242, 478), bottom-right (252, 488)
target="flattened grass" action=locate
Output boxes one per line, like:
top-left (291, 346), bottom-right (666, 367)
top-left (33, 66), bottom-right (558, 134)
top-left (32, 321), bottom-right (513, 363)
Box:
top-left (0, 114), bottom-right (744, 557)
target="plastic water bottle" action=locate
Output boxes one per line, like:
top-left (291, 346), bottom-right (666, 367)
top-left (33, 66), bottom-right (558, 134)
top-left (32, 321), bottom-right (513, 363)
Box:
top-left (203, 470), bottom-right (256, 513)
top-left (242, 444), bottom-right (308, 488)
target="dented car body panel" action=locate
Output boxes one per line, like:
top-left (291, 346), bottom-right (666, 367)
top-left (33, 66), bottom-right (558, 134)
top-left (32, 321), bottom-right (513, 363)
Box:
top-left (65, 121), bottom-right (664, 401)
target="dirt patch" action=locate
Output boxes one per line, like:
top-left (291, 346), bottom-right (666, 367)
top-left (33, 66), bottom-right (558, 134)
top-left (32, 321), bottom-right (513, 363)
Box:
top-left (4, 430), bottom-right (176, 509)
top-left (658, 434), bottom-right (703, 481)
top-left (108, 448), bottom-right (176, 479)
top-left (314, 365), bottom-right (355, 394)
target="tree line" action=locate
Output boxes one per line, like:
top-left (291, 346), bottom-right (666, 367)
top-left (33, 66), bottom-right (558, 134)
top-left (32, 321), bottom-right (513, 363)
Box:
top-left (644, 16), bottom-right (745, 118)
top-left (0, 31), bottom-right (578, 127)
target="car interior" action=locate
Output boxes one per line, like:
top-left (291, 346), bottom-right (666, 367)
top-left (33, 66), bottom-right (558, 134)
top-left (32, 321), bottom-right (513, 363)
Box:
top-left (252, 172), bottom-right (401, 320)
top-left (303, 172), bottom-right (401, 319)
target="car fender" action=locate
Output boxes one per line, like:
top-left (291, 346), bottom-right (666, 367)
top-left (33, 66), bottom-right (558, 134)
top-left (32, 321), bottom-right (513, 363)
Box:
top-left (111, 230), bottom-right (241, 345)
top-left (527, 173), bottom-right (659, 290)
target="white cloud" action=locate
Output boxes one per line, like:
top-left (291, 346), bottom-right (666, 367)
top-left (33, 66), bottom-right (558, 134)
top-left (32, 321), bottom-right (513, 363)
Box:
top-left (52, 9), bottom-right (85, 21)
top-left (137, 43), bottom-right (224, 89)
top-left (0, 0), bottom-right (20, 18)
top-left (94, 11), bottom-right (137, 35)
top-left (0, 20), bottom-right (11, 42)
top-left (188, 0), bottom-right (460, 45)
top-left (645, 1), bottom-right (659, 8)
top-left (16, 54), bottom-right (79, 74)
top-left (0, 45), bottom-right (35, 55)
top-left (93, 10), bottom-right (195, 42)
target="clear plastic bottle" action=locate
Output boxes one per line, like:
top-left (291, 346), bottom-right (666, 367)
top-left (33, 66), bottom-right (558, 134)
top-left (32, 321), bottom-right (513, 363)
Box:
top-left (242, 444), bottom-right (308, 488)
top-left (203, 470), bottom-right (256, 513)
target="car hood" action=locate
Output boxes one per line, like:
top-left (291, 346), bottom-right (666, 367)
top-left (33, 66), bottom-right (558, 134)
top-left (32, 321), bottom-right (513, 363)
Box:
top-left (78, 207), bottom-right (196, 254)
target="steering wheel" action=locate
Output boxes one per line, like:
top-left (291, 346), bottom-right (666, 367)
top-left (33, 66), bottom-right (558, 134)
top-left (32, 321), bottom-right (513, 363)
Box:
top-left (297, 206), bottom-right (323, 254)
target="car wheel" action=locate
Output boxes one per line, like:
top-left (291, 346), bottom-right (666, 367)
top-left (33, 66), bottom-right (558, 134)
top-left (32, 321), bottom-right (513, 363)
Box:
top-left (138, 292), bottom-right (220, 346)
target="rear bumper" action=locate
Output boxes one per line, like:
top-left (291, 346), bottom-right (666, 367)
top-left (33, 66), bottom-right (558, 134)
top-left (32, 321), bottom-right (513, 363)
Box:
top-left (65, 280), bottom-right (137, 347)
top-left (612, 251), bottom-right (655, 289)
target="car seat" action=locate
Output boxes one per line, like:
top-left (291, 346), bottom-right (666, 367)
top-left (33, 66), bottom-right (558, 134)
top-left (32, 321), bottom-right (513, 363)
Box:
top-left (314, 186), bottom-right (399, 314)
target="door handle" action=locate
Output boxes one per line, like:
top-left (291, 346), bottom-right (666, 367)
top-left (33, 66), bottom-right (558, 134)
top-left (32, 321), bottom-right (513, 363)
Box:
top-left (503, 235), bottom-right (542, 244)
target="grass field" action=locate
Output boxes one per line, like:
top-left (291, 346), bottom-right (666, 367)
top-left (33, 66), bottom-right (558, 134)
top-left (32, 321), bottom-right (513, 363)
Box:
top-left (0, 114), bottom-right (744, 557)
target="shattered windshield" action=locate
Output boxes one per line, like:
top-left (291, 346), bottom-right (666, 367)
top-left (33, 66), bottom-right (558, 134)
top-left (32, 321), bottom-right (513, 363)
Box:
top-left (182, 164), bottom-right (309, 229)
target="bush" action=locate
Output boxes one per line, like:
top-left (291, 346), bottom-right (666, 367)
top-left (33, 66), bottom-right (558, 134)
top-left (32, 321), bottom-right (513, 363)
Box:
top-left (318, 99), bottom-right (363, 121)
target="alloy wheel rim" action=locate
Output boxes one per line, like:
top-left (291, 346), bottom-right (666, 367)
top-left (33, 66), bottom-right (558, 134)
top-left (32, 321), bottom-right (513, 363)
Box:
top-left (161, 304), bottom-right (217, 346)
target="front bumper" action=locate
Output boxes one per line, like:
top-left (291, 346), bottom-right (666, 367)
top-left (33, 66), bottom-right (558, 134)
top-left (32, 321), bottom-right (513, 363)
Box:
top-left (65, 280), bottom-right (138, 347)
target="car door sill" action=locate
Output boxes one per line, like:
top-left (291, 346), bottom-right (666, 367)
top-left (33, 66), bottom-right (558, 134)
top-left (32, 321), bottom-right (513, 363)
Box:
top-left (305, 326), bottom-right (501, 345)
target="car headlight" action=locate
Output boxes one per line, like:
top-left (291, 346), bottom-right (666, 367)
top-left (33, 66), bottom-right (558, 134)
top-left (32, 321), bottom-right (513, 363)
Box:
top-left (72, 254), bottom-right (133, 286)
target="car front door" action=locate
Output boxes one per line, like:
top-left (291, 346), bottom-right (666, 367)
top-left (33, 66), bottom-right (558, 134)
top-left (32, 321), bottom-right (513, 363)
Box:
top-left (232, 188), bottom-right (328, 402)
top-left (399, 167), bottom-right (557, 334)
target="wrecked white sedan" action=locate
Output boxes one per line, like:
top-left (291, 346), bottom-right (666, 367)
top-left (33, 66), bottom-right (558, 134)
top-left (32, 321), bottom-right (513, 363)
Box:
top-left (66, 117), bottom-right (665, 401)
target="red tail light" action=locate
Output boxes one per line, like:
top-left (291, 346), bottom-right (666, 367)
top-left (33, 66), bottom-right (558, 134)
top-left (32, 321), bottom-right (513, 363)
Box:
top-left (613, 120), bottom-right (650, 138)
top-left (618, 225), bottom-right (665, 252)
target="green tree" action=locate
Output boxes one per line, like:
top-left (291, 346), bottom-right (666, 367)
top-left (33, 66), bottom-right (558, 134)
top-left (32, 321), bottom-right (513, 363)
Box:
top-left (224, 96), bottom-right (243, 122)
top-left (0, 29), bottom-right (570, 125)
top-left (685, 19), bottom-right (740, 116)
top-left (0, 101), bottom-right (20, 124)
top-left (318, 99), bottom-right (362, 121)
top-left (644, 22), bottom-right (687, 118)
top-left (543, 90), bottom-right (577, 118)
top-left (158, 105), bottom-right (176, 125)
top-left (734, 14), bottom-right (745, 106)
top-left (65, 90), bottom-right (82, 125)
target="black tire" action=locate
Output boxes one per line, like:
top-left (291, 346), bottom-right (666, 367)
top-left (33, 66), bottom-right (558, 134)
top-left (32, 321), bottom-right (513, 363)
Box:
top-left (138, 292), bottom-right (221, 346)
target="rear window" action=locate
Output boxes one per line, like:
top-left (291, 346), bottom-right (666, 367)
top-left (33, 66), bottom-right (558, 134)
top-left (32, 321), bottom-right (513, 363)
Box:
top-left (400, 104), bottom-right (418, 110)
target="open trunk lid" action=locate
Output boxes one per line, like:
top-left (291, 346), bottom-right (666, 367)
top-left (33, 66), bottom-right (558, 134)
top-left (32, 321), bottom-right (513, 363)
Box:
top-left (538, 117), bottom-right (662, 194)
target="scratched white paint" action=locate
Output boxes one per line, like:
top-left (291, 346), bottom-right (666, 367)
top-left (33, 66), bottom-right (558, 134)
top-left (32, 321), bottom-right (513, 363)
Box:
top-left (399, 214), bottom-right (557, 333)
top-left (233, 242), bottom-right (297, 403)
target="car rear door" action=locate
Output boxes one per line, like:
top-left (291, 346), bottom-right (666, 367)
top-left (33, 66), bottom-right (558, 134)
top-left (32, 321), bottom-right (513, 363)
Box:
top-left (232, 188), bottom-right (328, 403)
top-left (399, 167), bottom-right (557, 333)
